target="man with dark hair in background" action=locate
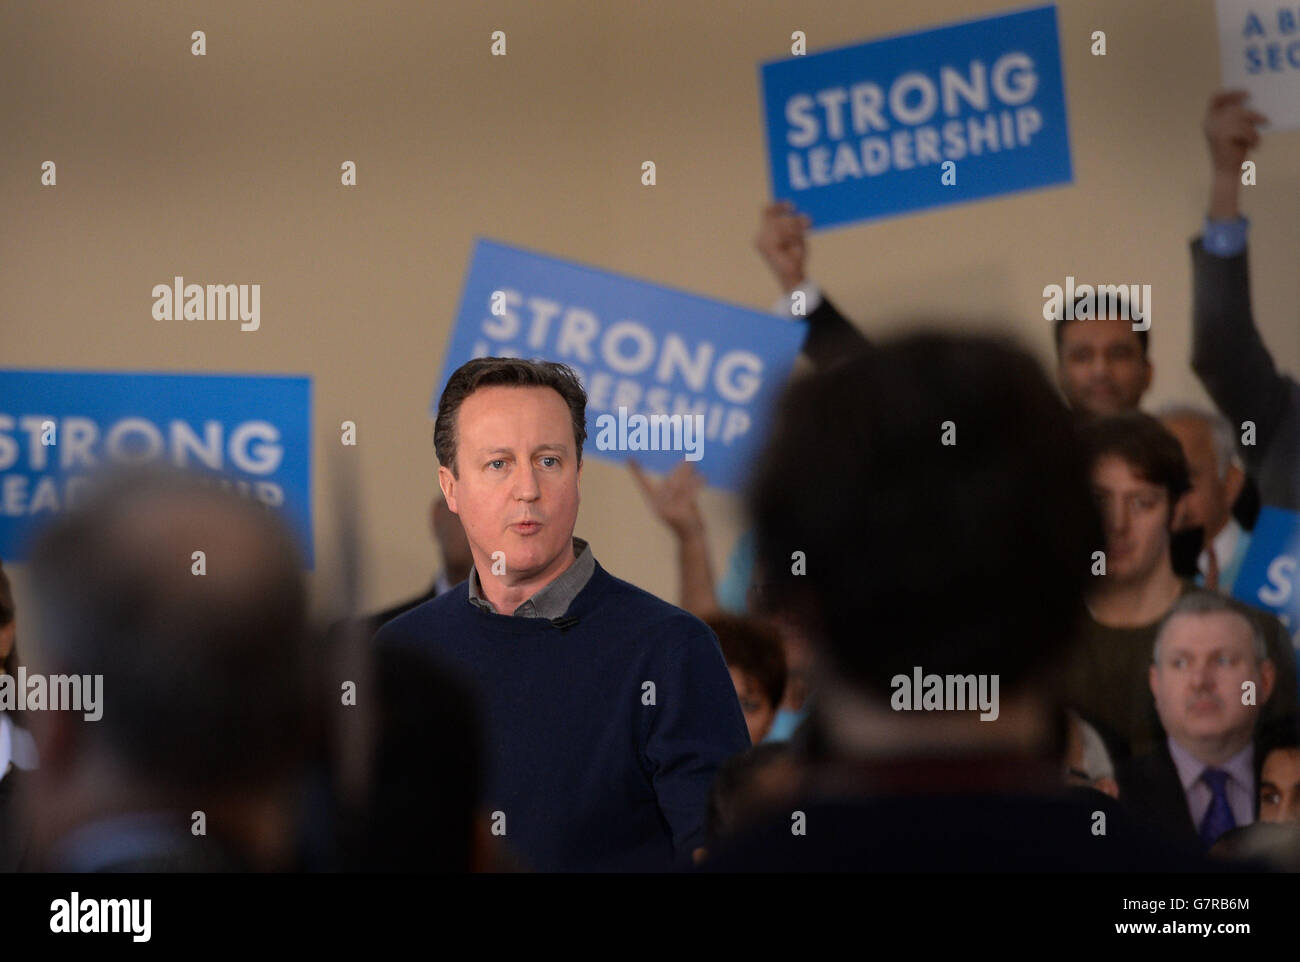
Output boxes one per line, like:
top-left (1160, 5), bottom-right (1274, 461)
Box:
top-left (756, 200), bottom-right (1156, 419)
top-left (22, 467), bottom-right (312, 871)
top-left (1050, 296), bottom-right (1151, 418)
top-left (1256, 713), bottom-right (1300, 825)
top-left (705, 330), bottom-right (1205, 870)
top-left (377, 357), bottom-right (749, 871)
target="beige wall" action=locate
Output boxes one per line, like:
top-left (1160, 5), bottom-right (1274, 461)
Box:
top-left (3, 0), bottom-right (1298, 621)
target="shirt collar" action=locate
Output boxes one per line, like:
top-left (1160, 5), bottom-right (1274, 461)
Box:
top-left (1199, 519), bottom-right (1243, 577)
top-left (1167, 735), bottom-right (1254, 792)
top-left (467, 537), bottom-right (595, 618)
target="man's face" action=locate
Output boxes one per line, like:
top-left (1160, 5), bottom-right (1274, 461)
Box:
top-left (439, 385), bottom-right (582, 587)
top-left (729, 667), bottom-right (775, 746)
top-left (1057, 319), bottom-right (1152, 416)
top-left (1161, 415), bottom-right (1240, 539)
top-left (1092, 455), bottom-right (1173, 585)
top-left (1150, 611), bottom-right (1273, 750)
top-left (1259, 747), bottom-right (1300, 823)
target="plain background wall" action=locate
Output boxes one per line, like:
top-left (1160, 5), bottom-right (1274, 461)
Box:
top-left (3, 0), bottom-right (1298, 622)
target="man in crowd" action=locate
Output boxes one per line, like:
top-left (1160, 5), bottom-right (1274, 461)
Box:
top-left (1118, 592), bottom-right (1277, 849)
top-left (757, 200), bottom-right (1156, 420)
top-left (1157, 404), bottom-right (1251, 591)
top-left (1193, 90), bottom-right (1300, 512)
top-left (376, 358), bottom-right (749, 871)
top-left (1257, 715), bottom-right (1300, 824)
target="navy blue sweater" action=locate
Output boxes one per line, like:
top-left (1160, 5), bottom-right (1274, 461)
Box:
top-left (374, 561), bottom-right (751, 871)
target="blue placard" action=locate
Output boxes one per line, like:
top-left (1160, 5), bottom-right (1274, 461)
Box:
top-left (433, 239), bottom-right (807, 491)
top-left (1232, 507), bottom-right (1300, 648)
top-left (0, 370), bottom-right (313, 566)
top-left (760, 4), bottom-right (1073, 229)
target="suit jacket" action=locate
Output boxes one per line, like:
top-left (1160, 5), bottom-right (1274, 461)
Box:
top-left (802, 295), bottom-right (871, 370)
top-left (1116, 742), bottom-right (1199, 848)
top-left (1116, 741), bottom-right (1260, 851)
top-left (328, 577), bottom-right (443, 648)
top-left (368, 578), bottom-right (441, 634)
top-left (1191, 238), bottom-right (1300, 511)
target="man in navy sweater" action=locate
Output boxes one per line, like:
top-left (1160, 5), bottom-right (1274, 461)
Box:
top-left (375, 357), bottom-right (750, 871)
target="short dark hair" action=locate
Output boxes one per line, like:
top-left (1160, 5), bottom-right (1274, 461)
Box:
top-left (434, 358), bottom-right (588, 477)
top-left (747, 331), bottom-right (1101, 702)
top-left (1081, 411), bottom-right (1191, 510)
top-left (1051, 292), bottom-right (1150, 358)
top-left (1259, 713), bottom-right (1300, 759)
top-left (706, 613), bottom-right (787, 710)
top-left (27, 466), bottom-right (309, 791)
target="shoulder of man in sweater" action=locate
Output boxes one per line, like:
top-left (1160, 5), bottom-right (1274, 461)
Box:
top-left (593, 565), bottom-right (720, 641)
top-left (373, 562), bottom-right (721, 655)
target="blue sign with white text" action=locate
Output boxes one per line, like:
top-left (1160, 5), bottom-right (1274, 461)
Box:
top-left (1232, 507), bottom-right (1300, 650)
top-left (760, 4), bottom-right (1073, 229)
top-left (434, 239), bottom-right (807, 491)
top-left (0, 370), bottom-right (313, 565)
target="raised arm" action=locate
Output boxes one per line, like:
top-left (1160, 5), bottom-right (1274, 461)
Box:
top-left (755, 202), bottom-right (870, 370)
top-left (628, 460), bottom-right (719, 617)
top-left (1191, 91), bottom-right (1291, 465)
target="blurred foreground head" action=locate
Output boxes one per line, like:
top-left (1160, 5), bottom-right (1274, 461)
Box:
top-left (748, 332), bottom-right (1100, 729)
top-left (25, 466), bottom-right (309, 869)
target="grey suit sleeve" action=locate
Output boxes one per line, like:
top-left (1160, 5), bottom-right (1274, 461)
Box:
top-left (1189, 238), bottom-right (1292, 471)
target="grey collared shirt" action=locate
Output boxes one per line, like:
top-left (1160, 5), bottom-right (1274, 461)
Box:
top-left (467, 536), bottom-right (595, 618)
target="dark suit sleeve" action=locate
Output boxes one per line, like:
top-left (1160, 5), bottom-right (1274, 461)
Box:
top-left (1190, 239), bottom-right (1293, 471)
top-left (1116, 748), bottom-right (1199, 847)
top-left (642, 620), bottom-right (751, 860)
top-left (801, 294), bottom-right (871, 371)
